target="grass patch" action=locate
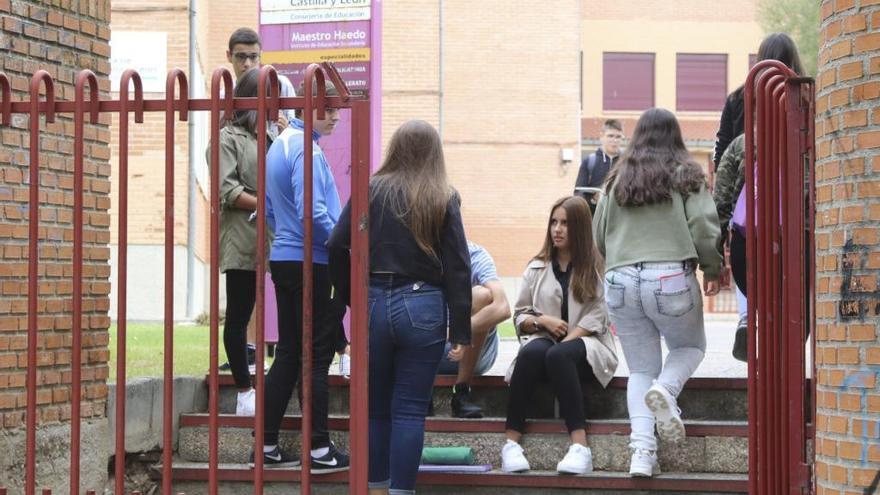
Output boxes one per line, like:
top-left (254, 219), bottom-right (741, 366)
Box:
top-left (109, 323), bottom-right (226, 381)
top-left (110, 320), bottom-right (517, 379)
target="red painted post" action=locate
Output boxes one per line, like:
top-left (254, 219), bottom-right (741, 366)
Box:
top-left (116, 69), bottom-right (144, 495)
top-left (163, 69), bottom-right (189, 495)
top-left (72, 69), bottom-right (100, 495)
top-left (300, 63), bottom-right (328, 495)
top-left (0, 73), bottom-right (10, 125)
top-left (254, 65), bottom-right (280, 495)
top-left (209, 67), bottom-right (234, 495)
top-left (27, 70), bottom-right (55, 495)
top-left (348, 98), bottom-right (370, 495)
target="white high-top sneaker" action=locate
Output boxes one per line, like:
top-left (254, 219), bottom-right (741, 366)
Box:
top-left (500, 440), bottom-right (531, 473)
top-left (629, 448), bottom-right (661, 477)
top-left (645, 383), bottom-right (685, 443)
top-left (556, 443), bottom-right (593, 475)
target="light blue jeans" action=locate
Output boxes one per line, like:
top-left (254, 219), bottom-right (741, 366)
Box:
top-left (605, 262), bottom-right (706, 451)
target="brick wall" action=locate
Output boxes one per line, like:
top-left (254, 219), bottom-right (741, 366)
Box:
top-left (0, 0), bottom-right (111, 428)
top-left (582, 0), bottom-right (757, 22)
top-left (815, 0), bottom-right (880, 492)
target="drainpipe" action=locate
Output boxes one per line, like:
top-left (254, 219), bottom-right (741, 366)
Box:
top-left (438, 0), bottom-right (444, 137)
top-left (186, 0), bottom-right (197, 319)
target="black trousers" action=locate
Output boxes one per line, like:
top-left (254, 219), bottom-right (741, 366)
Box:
top-left (264, 261), bottom-right (340, 447)
top-left (506, 338), bottom-right (596, 434)
top-left (224, 269), bottom-right (256, 389)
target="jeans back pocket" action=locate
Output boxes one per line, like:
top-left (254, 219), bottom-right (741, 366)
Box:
top-left (402, 291), bottom-right (445, 331)
top-left (654, 287), bottom-right (695, 317)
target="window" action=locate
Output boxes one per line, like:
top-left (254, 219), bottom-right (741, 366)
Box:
top-left (603, 53), bottom-right (655, 111)
top-left (676, 53), bottom-right (728, 112)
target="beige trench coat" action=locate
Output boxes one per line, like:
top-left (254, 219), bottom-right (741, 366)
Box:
top-left (506, 259), bottom-right (618, 387)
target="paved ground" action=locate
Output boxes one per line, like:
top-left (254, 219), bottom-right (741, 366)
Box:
top-left (484, 314), bottom-right (748, 378)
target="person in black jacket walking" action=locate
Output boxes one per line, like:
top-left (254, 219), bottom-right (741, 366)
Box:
top-left (574, 119), bottom-right (625, 213)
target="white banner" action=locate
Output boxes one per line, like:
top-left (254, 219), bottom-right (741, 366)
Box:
top-left (261, 0), bottom-right (370, 11)
top-left (261, 7), bottom-right (370, 25)
top-left (109, 31), bottom-right (167, 93)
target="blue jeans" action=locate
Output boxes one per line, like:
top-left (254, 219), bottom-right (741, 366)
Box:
top-left (368, 277), bottom-right (447, 494)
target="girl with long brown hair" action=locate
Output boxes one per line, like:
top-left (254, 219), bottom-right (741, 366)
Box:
top-left (329, 120), bottom-right (471, 494)
top-left (594, 107), bottom-right (722, 477)
top-left (501, 196), bottom-right (618, 475)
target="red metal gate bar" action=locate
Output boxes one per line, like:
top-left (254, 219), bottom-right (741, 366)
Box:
top-left (72, 69), bottom-right (100, 495)
top-left (164, 69), bottom-right (190, 495)
top-left (744, 60), bottom-right (815, 495)
top-left (253, 65), bottom-right (280, 494)
top-left (2, 66), bottom-right (366, 495)
top-left (300, 63), bottom-right (329, 495)
top-left (27, 69), bottom-right (55, 495)
top-left (208, 67), bottom-right (235, 495)
top-left (115, 69), bottom-right (144, 495)
top-left (348, 98), bottom-right (370, 495)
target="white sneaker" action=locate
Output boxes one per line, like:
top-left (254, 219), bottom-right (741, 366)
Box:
top-left (556, 443), bottom-right (593, 475)
top-left (629, 448), bottom-right (661, 477)
top-left (645, 383), bottom-right (685, 443)
top-left (236, 388), bottom-right (256, 416)
top-left (339, 354), bottom-right (351, 378)
top-left (500, 440), bottom-right (530, 473)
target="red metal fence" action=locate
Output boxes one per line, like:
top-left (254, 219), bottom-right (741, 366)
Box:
top-left (743, 60), bottom-right (816, 495)
top-left (0, 63), bottom-right (370, 495)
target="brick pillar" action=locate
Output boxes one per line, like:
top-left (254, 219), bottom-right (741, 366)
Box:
top-left (815, 1), bottom-right (880, 492)
top-left (0, 0), bottom-right (112, 491)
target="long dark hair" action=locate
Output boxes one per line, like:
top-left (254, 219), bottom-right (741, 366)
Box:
top-left (603, 108), bottom-right (705, 207)
top-left (371, 120), bottom-right (452, 258)
top-left (229, 68), bottom-right (260, 134)
top-left (729, 32), bottom-right (804, 104)
top-left (533, 196), bottom-right (602, 303)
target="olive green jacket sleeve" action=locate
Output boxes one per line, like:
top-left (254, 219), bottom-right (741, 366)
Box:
top-left (686, 184), bottom-right (723, 280)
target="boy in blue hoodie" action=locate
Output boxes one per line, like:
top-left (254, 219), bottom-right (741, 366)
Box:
top-left (255, 81), bottom-right (350, 472)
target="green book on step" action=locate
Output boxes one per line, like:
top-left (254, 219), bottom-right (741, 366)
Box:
top-left (420, 447), bottom-right (475, 465)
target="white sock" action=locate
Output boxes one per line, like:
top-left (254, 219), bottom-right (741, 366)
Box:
top-left (263, 444), bottom-right (277, 453)
top-left (311, 446), bottom-right (330, 457)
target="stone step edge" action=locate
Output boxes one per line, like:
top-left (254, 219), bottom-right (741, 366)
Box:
top-left (209, 374), bottom-right (750, 390)
top-left (165, 462), bottom-right (748, 492)
top-left (179, 413), bottom-right (748, 437)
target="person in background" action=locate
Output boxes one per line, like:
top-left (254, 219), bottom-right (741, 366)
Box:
top-left (209, 68), bottom-right (266, 417)
top-left (500, 196), bottom-right (618, 476)
top-left (594, 108), bottom-right (722, 477)
top-left (712, 32), bottom-right (804, 360)
top-left (329, 120), bottom-right (472, 495)
top-left (253, 80), bottom-right (350, 472)
top-left (434, 241), bottom-right (511, 418)
top-left (574, 119), bottom-right (625, 214)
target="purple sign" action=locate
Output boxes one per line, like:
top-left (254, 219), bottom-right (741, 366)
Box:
top-left (261, 21), bottom-right (370, 51)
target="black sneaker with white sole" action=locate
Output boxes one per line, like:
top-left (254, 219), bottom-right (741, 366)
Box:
top-left (248, 446), bottom-right (301, 469)
top-left (311, 443), bottom-right (350, 474)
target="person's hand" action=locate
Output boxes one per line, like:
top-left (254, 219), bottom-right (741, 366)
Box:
top-left (538, 315), bottom-right (567, 339)
top-left (704, 279), bottom-right (720, 296)
top-left (447, 344), bottom-right (466, 362)
top-left (276, 114), bottom-right (289, 131)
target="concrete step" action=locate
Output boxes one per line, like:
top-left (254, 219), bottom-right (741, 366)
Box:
top-left (176, 414), bottom-right (748, 473)
top-left (210, 374), bottom-right (749, 421)
top-left (166, 461), bottom-right (748, 494)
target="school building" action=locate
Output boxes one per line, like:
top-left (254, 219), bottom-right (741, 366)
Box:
top-left (105, 0), bottom-right (764, 320)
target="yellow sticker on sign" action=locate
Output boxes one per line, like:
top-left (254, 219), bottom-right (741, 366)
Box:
top-left (262, 47), bottom-right (371, 64)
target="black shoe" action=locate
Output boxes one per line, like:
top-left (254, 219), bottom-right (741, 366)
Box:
top-left (427, 393), bottom-right (436, 417)
top-left (732, 317), bottom-right (748, 362)
top-left (451, 383), bottom-right (483, 419)
top-left (249, 445), bottom-right (301, 469)
top-left (218, 344), bottom-right (258, 372)
top-left (311, 443), bottom-right (350, 474)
